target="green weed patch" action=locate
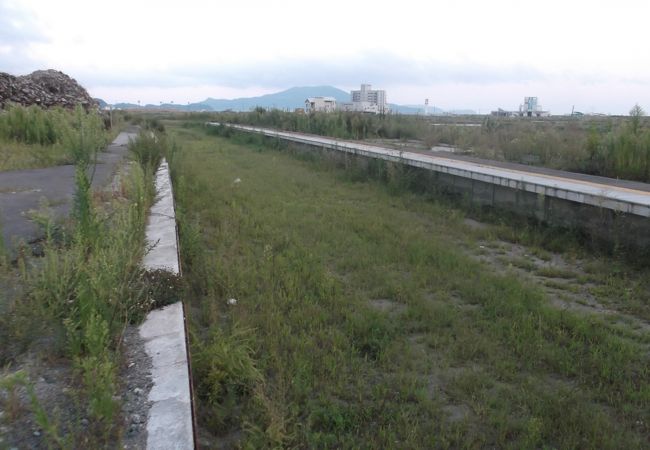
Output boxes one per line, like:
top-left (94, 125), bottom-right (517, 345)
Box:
top-left (172, 126), bottom-right (649, 449)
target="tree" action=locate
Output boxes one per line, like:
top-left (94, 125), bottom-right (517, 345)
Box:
top-left (630, 103), bottom-right (645, 116)
top-left (629, 103), bottom-right (645, 135)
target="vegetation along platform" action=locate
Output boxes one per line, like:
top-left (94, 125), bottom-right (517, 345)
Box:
top-left (213, 123), bottom-right (650, 250)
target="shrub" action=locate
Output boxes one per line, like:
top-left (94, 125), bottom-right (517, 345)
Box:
top-left (128, 131), bottom-right (166, 176)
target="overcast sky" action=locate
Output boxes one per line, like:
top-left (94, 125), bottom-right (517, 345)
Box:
top-left (2, 0), bottom-right (649, 114)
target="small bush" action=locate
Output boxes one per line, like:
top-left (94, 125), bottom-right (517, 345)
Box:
top-left (193, 325), bottom-right (262, 430)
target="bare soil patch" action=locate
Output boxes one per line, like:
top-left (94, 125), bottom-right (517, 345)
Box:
top-left (368, 298), bottom-right (406, 315)
top-left (466, 222), bottom-right (650, 336)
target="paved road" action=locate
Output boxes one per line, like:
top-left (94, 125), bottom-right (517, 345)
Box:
top-left (0, 127), bottom-right (138, 253)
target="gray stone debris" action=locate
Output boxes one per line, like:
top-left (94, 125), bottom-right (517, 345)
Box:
top-left (0, 69), bottom-right (97, 109)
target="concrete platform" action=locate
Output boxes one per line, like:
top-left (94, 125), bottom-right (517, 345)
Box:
top-left (216, 124), bottom-right (650, 218)
top-left (139, 158), bottom-right (194, 449)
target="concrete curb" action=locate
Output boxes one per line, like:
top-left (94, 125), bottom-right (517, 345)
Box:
top-left (139, 159), bottom-right (195, 450)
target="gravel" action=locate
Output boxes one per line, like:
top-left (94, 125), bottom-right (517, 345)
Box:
top-left (119, 324), bottom-right (154, 449)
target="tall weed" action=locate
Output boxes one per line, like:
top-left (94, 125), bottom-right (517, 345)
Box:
top-left (207, 108), bottom-right (650, 182)
top-left (128, 131), bottom-right (166, 176)
top-left (0, 104), bottom-right (109, 171)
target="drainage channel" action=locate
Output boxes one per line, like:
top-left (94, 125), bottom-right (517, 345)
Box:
top-left (139, 158), bottom-right (195, 449)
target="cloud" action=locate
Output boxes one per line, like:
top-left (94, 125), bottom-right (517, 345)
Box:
top-left (79, 51), bottom-right (548, 90)
top-left (0, 1), bottom-right (48, 73)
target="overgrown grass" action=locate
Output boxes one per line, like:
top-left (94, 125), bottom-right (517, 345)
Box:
top-left (0, 104), bottom-right (111, 171)
top-left (0, 131), bottom-right (167, 447)
top-left (205, 107), bottom-right (650, 182)
top-left (128, 130), bottom-right (166, 176)
top-left (171, 125), bottom-right (649, 449)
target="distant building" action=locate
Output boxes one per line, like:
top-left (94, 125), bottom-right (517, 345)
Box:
top-left (342, 83), bottom-right (389, 114)
top-left (491, 108), bottom-right (517, 118)
top-left (305, 97), bottom-right (337, 113)
top-left (519, 97), bottom-right (549, 117)
top-left (491, 96), bottom-right (550, 117)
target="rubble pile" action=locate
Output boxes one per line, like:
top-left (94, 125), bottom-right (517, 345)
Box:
top-left (0, 69), bottom-right (97, 109)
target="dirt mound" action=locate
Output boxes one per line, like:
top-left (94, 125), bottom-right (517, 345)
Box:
top-left (0, 69), bottom-right (97, 109)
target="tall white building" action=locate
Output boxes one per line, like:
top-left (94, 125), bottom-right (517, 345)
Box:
top-left (343, 84), bottom-right (389, 114)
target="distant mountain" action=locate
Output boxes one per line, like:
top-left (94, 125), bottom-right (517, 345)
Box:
top-left (107, 86), bottom-right (476, 115)
top-left (447, 109), bottom-right (477, 115)
top-left (197, 86), bottom-right (350, 112)
top-left (113, 102), bottom-right (141, 109)
top-left (392, 104), bottom-right (446, 115)
top-left (109, 86), bottom-right (350, 112)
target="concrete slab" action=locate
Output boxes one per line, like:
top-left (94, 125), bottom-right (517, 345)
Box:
top-left (139, 299), bottom-right (185, 340)
top-left (146, 399), bottom-right (194, 450)
top-left (143, 160), bottom-right (180, 274)
top-left (139, 159), bottom-right (193, 449)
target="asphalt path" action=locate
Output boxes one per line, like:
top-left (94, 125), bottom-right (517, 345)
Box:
top-left (0, 127), bottom-right (138, 253)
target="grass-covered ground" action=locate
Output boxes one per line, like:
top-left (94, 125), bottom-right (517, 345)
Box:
top-left (171, 124), bottom-right (649, 449)
top-left (0, 105), bottom-right (123, 172)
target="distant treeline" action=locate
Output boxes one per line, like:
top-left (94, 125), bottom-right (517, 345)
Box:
top-left (208, 106), bottom-right (650, 183)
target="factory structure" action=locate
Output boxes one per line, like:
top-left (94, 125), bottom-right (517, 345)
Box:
top-left (305, 84), bottom-right (389, 114)
top-left (491, 96), bottom-right (550, 117)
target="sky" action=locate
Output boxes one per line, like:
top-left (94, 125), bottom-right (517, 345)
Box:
top-left (2, 0), bottom-right (650, 114)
